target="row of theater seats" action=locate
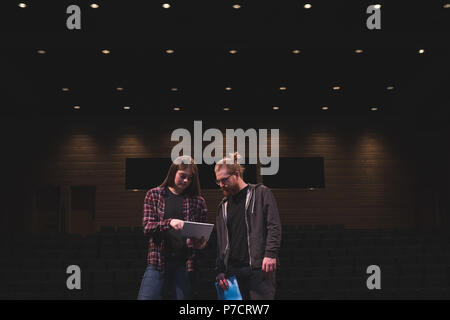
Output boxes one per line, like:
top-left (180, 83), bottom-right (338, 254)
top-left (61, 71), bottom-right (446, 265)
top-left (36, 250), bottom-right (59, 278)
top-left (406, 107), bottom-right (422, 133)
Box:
top-left (1, 225), bottom-right (450, 299)
top-left (279, 225), bottom-right (450, 299)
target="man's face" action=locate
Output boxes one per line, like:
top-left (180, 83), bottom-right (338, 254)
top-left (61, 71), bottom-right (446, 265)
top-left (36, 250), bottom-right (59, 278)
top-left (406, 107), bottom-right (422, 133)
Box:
top-left (215, 167), bottom-right (239, 197)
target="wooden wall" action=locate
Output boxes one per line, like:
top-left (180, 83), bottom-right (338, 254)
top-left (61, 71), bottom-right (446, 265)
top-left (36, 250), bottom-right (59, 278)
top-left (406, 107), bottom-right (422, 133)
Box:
top-left (2, 114), bottom-right (448, 234)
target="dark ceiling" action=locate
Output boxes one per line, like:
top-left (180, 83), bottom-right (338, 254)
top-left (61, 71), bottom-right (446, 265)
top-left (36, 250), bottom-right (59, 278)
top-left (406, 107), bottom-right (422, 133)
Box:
top-left (0, 0), bottom-right (448, 120)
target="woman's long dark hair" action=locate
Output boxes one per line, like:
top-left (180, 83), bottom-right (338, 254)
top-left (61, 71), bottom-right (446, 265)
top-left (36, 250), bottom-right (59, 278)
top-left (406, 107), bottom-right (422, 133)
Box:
top-left (159, 155), bottom-right (201, 196)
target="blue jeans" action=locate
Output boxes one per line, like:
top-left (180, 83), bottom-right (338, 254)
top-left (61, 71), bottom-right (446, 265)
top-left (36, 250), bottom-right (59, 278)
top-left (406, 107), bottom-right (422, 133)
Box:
top-left (137, 263), bottom-right (192, 300)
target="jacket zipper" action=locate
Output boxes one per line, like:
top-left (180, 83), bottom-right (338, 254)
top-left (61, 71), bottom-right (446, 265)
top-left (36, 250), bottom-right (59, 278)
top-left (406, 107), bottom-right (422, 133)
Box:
top-left (222, 202), bottom-right (229, 269)
top-left (244, 188), bottom-right (253, 268)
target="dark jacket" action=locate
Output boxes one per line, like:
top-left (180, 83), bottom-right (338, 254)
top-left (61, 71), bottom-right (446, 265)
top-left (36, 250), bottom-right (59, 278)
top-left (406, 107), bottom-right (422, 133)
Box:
top-left (215, 183), bottom-right (282, 274)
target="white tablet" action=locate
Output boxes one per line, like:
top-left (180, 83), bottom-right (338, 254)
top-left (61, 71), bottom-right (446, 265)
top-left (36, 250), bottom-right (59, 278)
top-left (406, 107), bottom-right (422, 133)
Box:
top-left (181, 221), bottom-right (214, 242)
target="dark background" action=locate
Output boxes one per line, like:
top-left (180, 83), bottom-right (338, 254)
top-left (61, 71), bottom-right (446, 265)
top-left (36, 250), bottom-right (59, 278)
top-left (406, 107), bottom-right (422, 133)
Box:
top-left (0, 0), bottom-right (449, 300)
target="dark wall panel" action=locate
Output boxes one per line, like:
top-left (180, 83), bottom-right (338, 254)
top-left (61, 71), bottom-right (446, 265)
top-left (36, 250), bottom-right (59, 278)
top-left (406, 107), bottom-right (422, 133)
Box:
top-left (2, 115), bottom-right (445, 233)
top-left (262, 157), bottom-right (325, 188)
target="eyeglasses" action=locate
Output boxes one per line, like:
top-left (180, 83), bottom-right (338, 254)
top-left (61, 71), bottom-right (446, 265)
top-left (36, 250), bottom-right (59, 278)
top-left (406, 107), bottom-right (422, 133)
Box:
top-left (216, 175), bottom-right (233, 186)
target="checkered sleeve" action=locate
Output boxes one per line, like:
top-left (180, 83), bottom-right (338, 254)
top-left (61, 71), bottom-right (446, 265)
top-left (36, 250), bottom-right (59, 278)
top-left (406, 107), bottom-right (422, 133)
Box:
top-left (143, 188), bottom-right (172, 235)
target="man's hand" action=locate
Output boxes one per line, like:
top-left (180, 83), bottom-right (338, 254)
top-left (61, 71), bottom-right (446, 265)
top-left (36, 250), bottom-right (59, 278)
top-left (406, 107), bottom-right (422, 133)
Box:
top-left (186, 237), bottom-right (207, 250)
top-left (216, 273), bottom-right (229, 290)
top-left (261, 257), bottom-right (277, 272)
top-left (169, 219), bottom-right (184, 231)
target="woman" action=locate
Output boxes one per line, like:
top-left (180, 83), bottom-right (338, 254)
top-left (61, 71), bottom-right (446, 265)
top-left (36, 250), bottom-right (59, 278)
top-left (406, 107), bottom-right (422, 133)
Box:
top-left (137, 155), bottom-right (208, 300)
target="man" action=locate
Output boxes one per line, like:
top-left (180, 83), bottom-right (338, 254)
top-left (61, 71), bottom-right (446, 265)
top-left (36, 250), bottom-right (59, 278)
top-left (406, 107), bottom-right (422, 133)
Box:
top-left (214, 152), bottom-right (282, 300)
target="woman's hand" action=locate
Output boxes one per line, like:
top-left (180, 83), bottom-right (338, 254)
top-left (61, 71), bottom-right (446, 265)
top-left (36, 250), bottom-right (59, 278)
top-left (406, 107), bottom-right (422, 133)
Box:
top-left (169, 219), bottom-right (184, 231)
top-left (186, 237), bottom-right (207, 249)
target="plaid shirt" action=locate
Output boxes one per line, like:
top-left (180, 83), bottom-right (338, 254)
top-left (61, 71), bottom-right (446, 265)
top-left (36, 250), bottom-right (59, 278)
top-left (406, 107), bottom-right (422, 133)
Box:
top-left (143, 186), bottom-right (207, 272)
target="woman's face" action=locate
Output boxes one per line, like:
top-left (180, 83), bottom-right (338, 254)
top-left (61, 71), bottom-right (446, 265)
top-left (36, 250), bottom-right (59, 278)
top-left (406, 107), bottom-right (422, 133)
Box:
top-left (174, 167), bottom-right (193, 192)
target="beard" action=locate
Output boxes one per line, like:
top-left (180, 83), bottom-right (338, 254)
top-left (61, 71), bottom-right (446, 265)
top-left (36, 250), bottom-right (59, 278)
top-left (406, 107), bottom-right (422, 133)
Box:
top-left (221, 183), bottom-right (240, 197)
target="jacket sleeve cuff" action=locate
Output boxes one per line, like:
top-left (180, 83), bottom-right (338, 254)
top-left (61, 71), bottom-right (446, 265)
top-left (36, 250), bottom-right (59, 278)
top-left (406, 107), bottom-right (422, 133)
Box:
top-left (264, 251), bottom-right (278, 259)
top-left (215, 265), bottom-right (226, 274)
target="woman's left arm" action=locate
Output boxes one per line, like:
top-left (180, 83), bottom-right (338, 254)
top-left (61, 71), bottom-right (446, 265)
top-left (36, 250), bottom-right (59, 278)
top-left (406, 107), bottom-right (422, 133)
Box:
top-left (198, 197), bottom-right (208, 223)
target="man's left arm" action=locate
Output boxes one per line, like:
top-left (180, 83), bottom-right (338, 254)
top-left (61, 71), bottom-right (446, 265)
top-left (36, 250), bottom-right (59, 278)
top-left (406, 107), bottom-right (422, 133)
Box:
top-left (262, 187), bottom-right (282, 272)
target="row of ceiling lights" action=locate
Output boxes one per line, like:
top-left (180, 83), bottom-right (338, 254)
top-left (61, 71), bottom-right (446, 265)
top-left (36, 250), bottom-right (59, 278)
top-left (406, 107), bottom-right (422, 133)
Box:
top-left (70, 105), bottom-right (379, 112)
top-left (65, 84), bottom-right (392, 112)
top-left (17, 2), bottom-right (450, 9)
top-left (13, 3), bottom-right (349, 10)
top-left (34, 48), bottom-right (428, 55)
top-left (61, 85), bottom-right (395, 92)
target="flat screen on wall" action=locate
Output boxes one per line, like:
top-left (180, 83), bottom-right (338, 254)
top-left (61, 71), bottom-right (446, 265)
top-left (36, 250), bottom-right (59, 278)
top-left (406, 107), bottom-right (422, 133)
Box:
top-left (261, 157), bottom-right (325, 188)
top-left (126, 158), bottom-right (258, 190)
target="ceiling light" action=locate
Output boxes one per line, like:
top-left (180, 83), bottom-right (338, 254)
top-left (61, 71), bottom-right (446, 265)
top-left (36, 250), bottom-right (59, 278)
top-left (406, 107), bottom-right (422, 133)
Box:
top-left (123, 106), bottom-right (131, 110)
top-left (355, 49), bottom-right (363, 54)
top-left (304, 4), bottom-right (312, 9)
top-left (132, 189), bottom-right (140, 192)
top-left (371, 107), bottom-right (378, 111)
top-left (232, 4), bottom-right (241, 9)
top-left (279, 86), bottom-right (287, 91)
top-left (116, 87), bottom-right (124, 91)
top-left (223, 107), bottom-right (231, 111)
top-left (418, 49), bottom-right (425, 54)
top-left (332, 86), bottom-right (341, 91)
top-left (101, 49), bottom-right (110, 55)
top-left (90, 3), bottom-right (99, 9)
top-left (18, 3), bottom-right (26, 8)
top-left (386, 86), bottom-right (394, 90)
top-left (166, 49), bottom-right (174, 54)
top-left (374, 4), bottom-right (381, 9)
top-left (292, 50), bottom-right (300, 54)
top-left (273, 106), bottom-right (280, 110)
top-left (62, 88), bottom-right (69, 92)
top-left (170, 88), bottom-right (178, 91)
top-left (37, 50), bottom-right (46, 54)
top-left (73, 105), bottom-right (81, 110)
top-left (229, 49), bottom-right (238, 54)
top-left (225, 87), bottom-right (232, 91)
top-left (162, 3), bottom-right (171, 9)
top-left (322, 106), bottom-right (329, 110)
top-left (173, 107), bottom-right (181, 111)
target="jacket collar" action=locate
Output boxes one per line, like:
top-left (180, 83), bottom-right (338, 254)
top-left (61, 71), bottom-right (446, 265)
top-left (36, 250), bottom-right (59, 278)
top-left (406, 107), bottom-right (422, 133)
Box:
top-left (218, 183), bottom-right (261, 206)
